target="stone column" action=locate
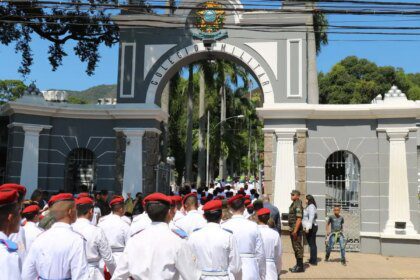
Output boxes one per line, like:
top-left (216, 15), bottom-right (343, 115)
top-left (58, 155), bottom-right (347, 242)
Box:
top-left (274, 129), bottom-right (297, 216)
top-left (16, 123), bottom-right (52, 196)
top-left (117, 128), bottom-right (145, 198)
top-left (383, 128), bottom-right (418, 236)
top-left (263, 132), bottom-right (275, 197)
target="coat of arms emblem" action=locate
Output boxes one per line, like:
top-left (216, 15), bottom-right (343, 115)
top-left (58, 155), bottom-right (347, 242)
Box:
top-left (193, 1), bottom-right (227, 40)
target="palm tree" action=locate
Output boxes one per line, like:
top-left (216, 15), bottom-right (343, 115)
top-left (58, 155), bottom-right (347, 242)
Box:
top-left (197, 67), bottom-right (206, 187)
top-left (185, 64), bottom-right (194, 184)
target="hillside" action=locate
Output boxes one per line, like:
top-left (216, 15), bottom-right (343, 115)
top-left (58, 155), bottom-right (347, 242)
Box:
top-left (58, 84), bottom-right (117, 104)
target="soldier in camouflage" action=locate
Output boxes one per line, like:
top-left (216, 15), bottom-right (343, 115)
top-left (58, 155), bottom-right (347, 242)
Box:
top-left (288, 189), bottom-right (304, 273)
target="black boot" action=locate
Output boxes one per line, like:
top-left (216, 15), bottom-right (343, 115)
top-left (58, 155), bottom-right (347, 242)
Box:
top-left (290, 258), bottom-right (305, 273)
top-left (325, 253), bottom-right (330, 262)
top-left (341, 258), bottom-right (346, 266)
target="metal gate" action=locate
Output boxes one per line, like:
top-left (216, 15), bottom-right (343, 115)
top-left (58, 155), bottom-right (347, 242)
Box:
top-left (155, 162), bottom-right (171, 194)
top-left (325, 151), bottom-right (361, 252)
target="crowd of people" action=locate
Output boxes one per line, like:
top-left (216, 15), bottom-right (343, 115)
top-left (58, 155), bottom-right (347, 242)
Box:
top-left (0, 180), bottom-right (347, 279)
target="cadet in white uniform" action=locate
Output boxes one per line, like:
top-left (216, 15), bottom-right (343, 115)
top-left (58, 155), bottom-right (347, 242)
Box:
top-left (256, 208), bottom-right (282, 280)
top-left (222, 195), bottom-right (266, 280)
top-left (1, 183), bottom-right (27, 262)
top-left (129, 210), bottom-right (151, 235)
top-left (188, 199), bottom-right (242, 279)
top-left (22, 193), bottom-right (89, 280)
top-left (0, 189), bottom-right (23, 280)
top-left (72, 196), bottom-right (116, 280)
top-left (112, 192), bottom-right (201, 280)
top-left (21, 204), bottom-right (43, 251)
top-left (97, 196), bottom-right (130, 271)
top-left (175, 193), bottom-right (206, 236)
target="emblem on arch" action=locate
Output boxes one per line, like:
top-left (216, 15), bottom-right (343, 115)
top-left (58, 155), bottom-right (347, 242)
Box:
top-left (193, 1), bottom-right (227, 40)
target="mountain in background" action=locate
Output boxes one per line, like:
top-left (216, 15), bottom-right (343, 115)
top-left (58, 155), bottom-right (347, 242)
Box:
top-left (57, 84), bottom-right (117, 104)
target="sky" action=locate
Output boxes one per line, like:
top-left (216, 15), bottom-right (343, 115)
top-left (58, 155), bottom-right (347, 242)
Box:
top-left (1, 10), bottom-right (420, 91)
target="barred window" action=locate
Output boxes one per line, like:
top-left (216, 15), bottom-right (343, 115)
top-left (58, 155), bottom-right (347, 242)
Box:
top-left (65, 148), bottom-right (96, 193)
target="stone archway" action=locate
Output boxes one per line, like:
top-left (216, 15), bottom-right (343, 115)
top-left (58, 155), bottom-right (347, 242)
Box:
top-left (145, 42), bottom-right (275, 106)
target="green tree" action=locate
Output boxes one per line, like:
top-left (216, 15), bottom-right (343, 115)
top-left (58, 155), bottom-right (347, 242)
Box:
top-left (319, 56), bottom-right (416, 104)
top-left (0, 80), bottom-right (27, 103)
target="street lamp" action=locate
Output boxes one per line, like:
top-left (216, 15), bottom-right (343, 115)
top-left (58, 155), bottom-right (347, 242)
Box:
top-left (206, 112), bottom-right (244, 187)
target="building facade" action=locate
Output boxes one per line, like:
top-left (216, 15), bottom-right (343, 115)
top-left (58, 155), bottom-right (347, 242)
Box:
top-left (1, 0), bottom-right (419, 256)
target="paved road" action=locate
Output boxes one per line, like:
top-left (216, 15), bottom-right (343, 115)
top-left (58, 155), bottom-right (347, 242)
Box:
top-left (280, 235), bottom-right (420, 279)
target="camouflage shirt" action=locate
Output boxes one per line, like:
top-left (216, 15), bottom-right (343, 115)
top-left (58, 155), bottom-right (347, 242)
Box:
top-left (288, 199), bottom-right (303, 230)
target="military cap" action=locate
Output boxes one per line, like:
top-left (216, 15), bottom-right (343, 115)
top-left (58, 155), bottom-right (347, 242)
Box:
top-left (22, 204), bottom-right (40, 214)
top-left (202, 200), bottom-right (222, 212)
top-left (48, 193), bottom-right (74, 206)
top-left (290, 190), bottom-right (301, 196)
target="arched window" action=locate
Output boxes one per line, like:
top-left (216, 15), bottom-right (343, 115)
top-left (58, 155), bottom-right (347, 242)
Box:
top-left (325, 150), bottom-right (361, 252)
top-left (64, 148), bottom-right (96, 193)
top-left (325, 150), bottom-right (360, 205)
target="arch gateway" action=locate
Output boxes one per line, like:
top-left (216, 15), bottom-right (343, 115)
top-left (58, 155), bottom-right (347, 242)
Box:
top-left (1, 0), bottom-right (420, 256)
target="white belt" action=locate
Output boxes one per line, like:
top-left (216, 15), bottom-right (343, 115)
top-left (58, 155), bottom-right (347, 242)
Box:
top-left (240, 253), bottom-right (256, 258)
top-left (88, 261), bottom-right (99, 268)
top-left (266, 258), bottom-right (275, 263)
top-left (112, 247), bottom-right (124, 253)
top-left (201, 270), bottom-right (229, 276)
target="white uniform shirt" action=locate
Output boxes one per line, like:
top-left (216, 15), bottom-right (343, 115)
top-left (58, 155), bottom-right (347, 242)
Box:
top-left (188, 223), bottom-right (242, 279)
top-left (92, 206), bottom-right (102, 225)
top-left (22, 222), bottom-right (88, 280)
top-left (9, 225), bottom-right (27, 262)
top-left (72, 218), bottom-right (116, 278)
top-left (258, 225), bottom-right (282, 280)
top-left (175, 209), bottom-right (207, 236)
top-left (129, 212), bottom-right (152, 236)
top-left (112, 222), bottom-right (201, 280)
top-left (121, 215), bottom-right (132, 226)
top-left (97, 214), bottom-right (130, 253)
top-left (222, 215), bottom-right (266, 280)
top-left (0, 231), bottom-right (22, 280)
top-left (23, 221), bottom-right (43, 251)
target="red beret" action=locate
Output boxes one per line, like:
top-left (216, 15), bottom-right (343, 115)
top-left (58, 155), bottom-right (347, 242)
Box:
top-left (22, 205), bottom-right (40, 214)
top-left (182, 193), bottom-right (197, 205)
top-left (0, 189), bottom-right (19, 206)
top-left (171, 195), bottom-right (182, 203)
top-left (144, 192), bottom-right (172, 204)
top-left (0, 183), bottom-right (26, 198)
top-left (246, 204), bottom-right (254, 209)
top-left (257, 208), bottom-right (271, 217)
top-left (227, 194), bottom-right (244, 206)
top-left (244, 195), bottom-right (251, 200)
top-left (48, 193), bottom-right (74, 206)
top-left (76, 197), bottom-right (94, 206)
top-left (78, 192), bottom-right (90, 198)
top-left (244, 199), bottom-right (251, 206)
top-left (202, 200), bottom-right (222, 212)
top-left (109, 197), bottom-right (124, 206)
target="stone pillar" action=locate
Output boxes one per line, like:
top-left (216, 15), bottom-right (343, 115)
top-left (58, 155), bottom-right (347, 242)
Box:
top-left (274, 129), bottom-right (297, 216)
top-left (383, 128), bottom-right (418, 236)
top-left (263, 132), bottom-right (275, 197)
top-left (15, 123), bottom-right (52, 196)
top-left (296, 130), bottom-right (307, 197)
top-left (117, 128), bottom-right (145, 198)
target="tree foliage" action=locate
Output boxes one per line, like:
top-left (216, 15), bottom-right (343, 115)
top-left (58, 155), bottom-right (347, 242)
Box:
top-left (319, 56), bottom-right (420, 104)
top-left (0, 79), bottom-right (27, 102)
top-left (0, 1), bottom-right (130, 75)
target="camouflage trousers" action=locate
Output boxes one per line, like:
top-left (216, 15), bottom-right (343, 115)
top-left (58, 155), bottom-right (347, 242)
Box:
top-left (290, 230), bottom-right (304, 259)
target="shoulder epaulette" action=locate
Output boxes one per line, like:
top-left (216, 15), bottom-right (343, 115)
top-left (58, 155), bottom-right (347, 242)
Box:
top-left (193, 228), bottom-right (202, 232)
top-left (172, 228), bottom-right (188, 239)
top-left (130, 229), bottom-right (144, 237)
top-left (73, 231), bottom-right (87, 242)
top-left (0, 239), bottom-right (18, 253)
top-left (222, 228), bottom-right (233, 234)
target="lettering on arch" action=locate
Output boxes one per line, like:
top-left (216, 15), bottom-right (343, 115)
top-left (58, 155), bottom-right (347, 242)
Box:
top-left (146, 43), bottom-right (275, 105)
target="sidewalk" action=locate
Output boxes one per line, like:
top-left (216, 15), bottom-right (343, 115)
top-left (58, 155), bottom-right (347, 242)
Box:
top-left (280, 235), bottom-right (420, 279)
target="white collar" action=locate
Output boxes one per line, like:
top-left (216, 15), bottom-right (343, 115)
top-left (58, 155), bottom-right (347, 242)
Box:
top-left (51, 222), bottom-right (72, 229)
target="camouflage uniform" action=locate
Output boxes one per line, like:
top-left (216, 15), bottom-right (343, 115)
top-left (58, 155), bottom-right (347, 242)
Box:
top-left (288, 199), bottom-right (304, 259)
